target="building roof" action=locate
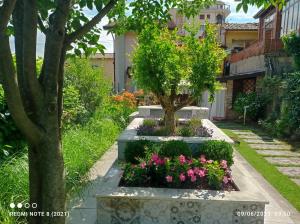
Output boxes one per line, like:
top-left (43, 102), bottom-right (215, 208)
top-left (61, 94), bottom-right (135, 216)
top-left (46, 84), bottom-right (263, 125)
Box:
top-left (223, 23), bottom-right (258, 31)
top-left (253, 5), bottom-right (275, 19)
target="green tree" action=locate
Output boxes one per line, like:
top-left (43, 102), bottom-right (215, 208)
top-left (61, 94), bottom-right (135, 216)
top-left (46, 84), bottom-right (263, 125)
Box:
top-left (0, 1), bottom-right (216, 223)
top-left (132, 24), bottom-right (225, 133)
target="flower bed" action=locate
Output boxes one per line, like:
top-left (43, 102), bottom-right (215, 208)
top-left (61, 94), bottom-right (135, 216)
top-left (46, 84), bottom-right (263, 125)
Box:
top-left (137, 118), bottom-right (213, 137)
top-left (120, 154), bottom-right (236, 191)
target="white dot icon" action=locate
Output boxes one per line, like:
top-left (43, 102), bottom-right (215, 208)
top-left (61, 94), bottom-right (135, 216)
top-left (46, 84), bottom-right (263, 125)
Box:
top-left (10, 203), bottom-right (15, 208)
top-left (17, 203), bottom-right (22, 208)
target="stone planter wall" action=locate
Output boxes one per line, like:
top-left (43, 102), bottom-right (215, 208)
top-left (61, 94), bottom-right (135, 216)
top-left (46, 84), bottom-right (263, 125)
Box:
top-left (97, 156), bottom-right (268, 224)
top-left (117, 118), bottom-right (234, 160)
top-left (129, 105), bottom-right (209, 121)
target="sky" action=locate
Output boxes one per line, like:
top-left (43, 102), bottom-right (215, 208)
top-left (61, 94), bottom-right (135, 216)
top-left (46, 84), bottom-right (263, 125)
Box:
top-left (9, 0), bottom-right (259, 56)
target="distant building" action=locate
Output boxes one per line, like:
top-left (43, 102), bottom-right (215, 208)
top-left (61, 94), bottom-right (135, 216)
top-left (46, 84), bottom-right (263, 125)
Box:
top-left (106, 1), bottom-right (231, 93)
top-left (89, 53), bottom-right (114, 85)
top-left (281, 0), bottom-right (300, 36)
top-left (218, 5), bottom-right (298, 119)
top-left (221, 23), bottom-right (258, 51)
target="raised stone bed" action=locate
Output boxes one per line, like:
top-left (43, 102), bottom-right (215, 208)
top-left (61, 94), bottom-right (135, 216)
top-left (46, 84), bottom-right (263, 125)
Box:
top-left (97, 156), bottom-right (268, 224)
top-left (117, 118), bottom-right (234, 160)
top-left (130, 105), bottom-right (209, 120)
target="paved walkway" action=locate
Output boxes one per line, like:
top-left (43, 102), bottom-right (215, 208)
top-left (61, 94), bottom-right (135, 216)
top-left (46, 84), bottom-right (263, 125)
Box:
top-left (66, 141), bottom-right (300, 224)
top-left (230, 129), bottom-right (300, 186)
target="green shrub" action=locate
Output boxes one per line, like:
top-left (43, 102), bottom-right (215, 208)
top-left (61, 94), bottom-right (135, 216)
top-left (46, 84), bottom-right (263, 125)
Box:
top-left (124, 140), bottom-right (153, 164)
top-left (178, 126), bottom-right (193, 137)
top-left (282, 32), bottom-right (300, 70)
top-left (285, 72), bottom-right (300, 130)
top-left (159, 140), bottom-right (192, 158)
top-left (233, 92), bottom-right (268, 121)
top-left (0, 86), bottom-right (25, 161)
top-left (143, 119), bottom-right (156, 127)
top-left (63, 58), bottom-right (112, 127)
top-left (195, 140), bottom-right (234, 166)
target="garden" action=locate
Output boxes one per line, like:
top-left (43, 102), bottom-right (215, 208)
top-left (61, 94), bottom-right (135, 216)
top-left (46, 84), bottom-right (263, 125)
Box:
top-left (0, 58), bottom-right (136, 223)
top-left (95, 23), bottom-right (268, 224)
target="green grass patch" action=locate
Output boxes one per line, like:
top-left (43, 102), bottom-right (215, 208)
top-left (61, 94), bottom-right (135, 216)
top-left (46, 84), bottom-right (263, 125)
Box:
top-left (0, 117), bottom-right (121, 223)
top-left (221, 128), bottom-right (300, 212)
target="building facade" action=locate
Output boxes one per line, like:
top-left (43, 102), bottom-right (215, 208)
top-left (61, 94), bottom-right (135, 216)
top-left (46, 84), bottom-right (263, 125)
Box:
top-left (111, 1), bottom-right (231, 93)
top-left (219, 4), bottom-right (299, 119)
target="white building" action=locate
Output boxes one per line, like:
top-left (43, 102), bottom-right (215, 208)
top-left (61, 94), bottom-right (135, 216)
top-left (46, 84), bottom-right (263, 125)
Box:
top-left (105, 1), bottom-right (231, 92)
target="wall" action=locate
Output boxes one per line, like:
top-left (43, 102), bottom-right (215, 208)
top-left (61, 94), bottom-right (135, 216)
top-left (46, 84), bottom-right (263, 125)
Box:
top-left (225, 30), bottom-right (258, 49)
top-left (114, 32), bottom-right (137, 92)
top-left (230, 55), bottom-right (265, 75)
top-left (89, 55), bottom-right (114, 84)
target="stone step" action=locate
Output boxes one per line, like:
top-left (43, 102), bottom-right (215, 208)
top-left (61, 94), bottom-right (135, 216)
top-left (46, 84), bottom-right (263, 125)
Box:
top-left (249, 144), bottom-right (292, 150)
top-left (244, 139), bottom-right (284, 144)
top-left (231, 130), bottom-right (256, 135)
top-left (277, 167), bottom-right (300, 177)
top-left (265, 157), bottom-right (300, 166)
top-left (238, 135), bottom-right (273, 140)
top-left (256, 150), bottom-right (300, 157)
top-left (291, 178), bottom-right (300, 186)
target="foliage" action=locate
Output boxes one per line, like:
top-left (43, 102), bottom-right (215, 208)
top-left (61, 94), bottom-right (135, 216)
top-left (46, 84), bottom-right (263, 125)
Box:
top-left (63, 58), bottom-right (112, 127)
top-left (111, 91), bottom-right (137, 108)
top-left (0, 86), bottom-right (25, 161)
top-left (132, 23), bottom-right (225, 132)
top-left (63, 115), bottom-right (120, 192)
top-left (100, 92), bottom-right (137, 129)
top-left (178, 118), bottom-right (213, 137)
top-left (195, 140), bottom-right (234, 166)
top-left (159, 140), bottom-right (192, 158)
top-left (121, 154), bottom-right (232, 190)
top-left (137, 118), bottom-right (213, 137)
top-left (236, 0), bottom-right (286, 13)
top-left (0, 154), bottom-right (29, 224)
top-left (0, 108), bottom-right (124, 223)
top-left (124, 140), bottom-right (153, 164)
top-left (233, 92), bottom-right (268, 121)
top-left (260, 72), bottom-right (300, 138)
top-left (282, 32), bottom-right (300, 70)
top-left (284, 72), bottom-right (300, 133)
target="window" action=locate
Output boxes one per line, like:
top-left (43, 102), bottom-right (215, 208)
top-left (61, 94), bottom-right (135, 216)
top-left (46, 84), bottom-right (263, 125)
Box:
top-left (199, 14), bottom-right (205, 20)
top-left (207, 14), bottom-right (210, 19)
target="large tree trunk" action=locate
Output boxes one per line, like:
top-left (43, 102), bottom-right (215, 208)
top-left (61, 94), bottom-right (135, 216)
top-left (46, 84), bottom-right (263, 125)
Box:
top-left (164, 107), bottom-right (176, 134)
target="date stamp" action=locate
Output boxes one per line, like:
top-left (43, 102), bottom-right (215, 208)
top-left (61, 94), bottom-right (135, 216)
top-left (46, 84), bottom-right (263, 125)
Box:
top-left (235, 210), bottom-right (291, 217)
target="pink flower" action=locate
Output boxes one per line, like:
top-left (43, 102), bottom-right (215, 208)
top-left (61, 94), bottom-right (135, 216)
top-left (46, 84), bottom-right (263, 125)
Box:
top-left (179, 173), bottom-right (186, 182)
top-left (179, 155), bottom-right (186, 165)
top-left (151, 154), bottom-right (159, 162)
top-left (157, 158), bottom-right (165, 165)
top-left (220, 160), bottom-right (227, 169)
top-left (193, 167), bottom-right (200, 175)
top-left (190, 175), bottom-right (197, 182)
top-left (198, 169), bottom-right (206, 177)
top-left (166, 175), bottom-right (173, 183)
top-left (187, 159), bottom-right (193, 165)
top-left (223, 176), bottom-right (229, 184)
top-left (140, 162), bottom-right (146, 169)
top-left (187, 169), bottom-right (194, 177)
top-left (200, 155), bottom-right (206, 163)
top-left (207, 160), bottom-right (213, 164)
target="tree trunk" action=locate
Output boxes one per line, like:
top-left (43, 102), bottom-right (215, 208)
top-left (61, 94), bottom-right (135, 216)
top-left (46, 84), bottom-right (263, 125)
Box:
top-left (164, 107), bottom-right (176, 134)
top-left (28, 134), bottom-right (66, 224)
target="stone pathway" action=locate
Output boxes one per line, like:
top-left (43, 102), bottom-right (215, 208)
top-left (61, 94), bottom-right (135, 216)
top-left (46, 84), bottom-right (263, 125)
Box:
top-left (227, 126), bottom-right (300, 187)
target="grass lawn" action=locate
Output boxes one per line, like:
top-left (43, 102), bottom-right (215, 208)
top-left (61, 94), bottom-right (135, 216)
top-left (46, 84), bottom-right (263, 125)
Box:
top-left (218, 122), bottom-right (300, 212)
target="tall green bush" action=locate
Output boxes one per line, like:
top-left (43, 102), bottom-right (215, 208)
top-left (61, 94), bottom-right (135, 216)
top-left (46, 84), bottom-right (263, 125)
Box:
top-left (63, 58), bottom-right (112, 127)
top-left (233, 92), bottom-right (268, 121)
